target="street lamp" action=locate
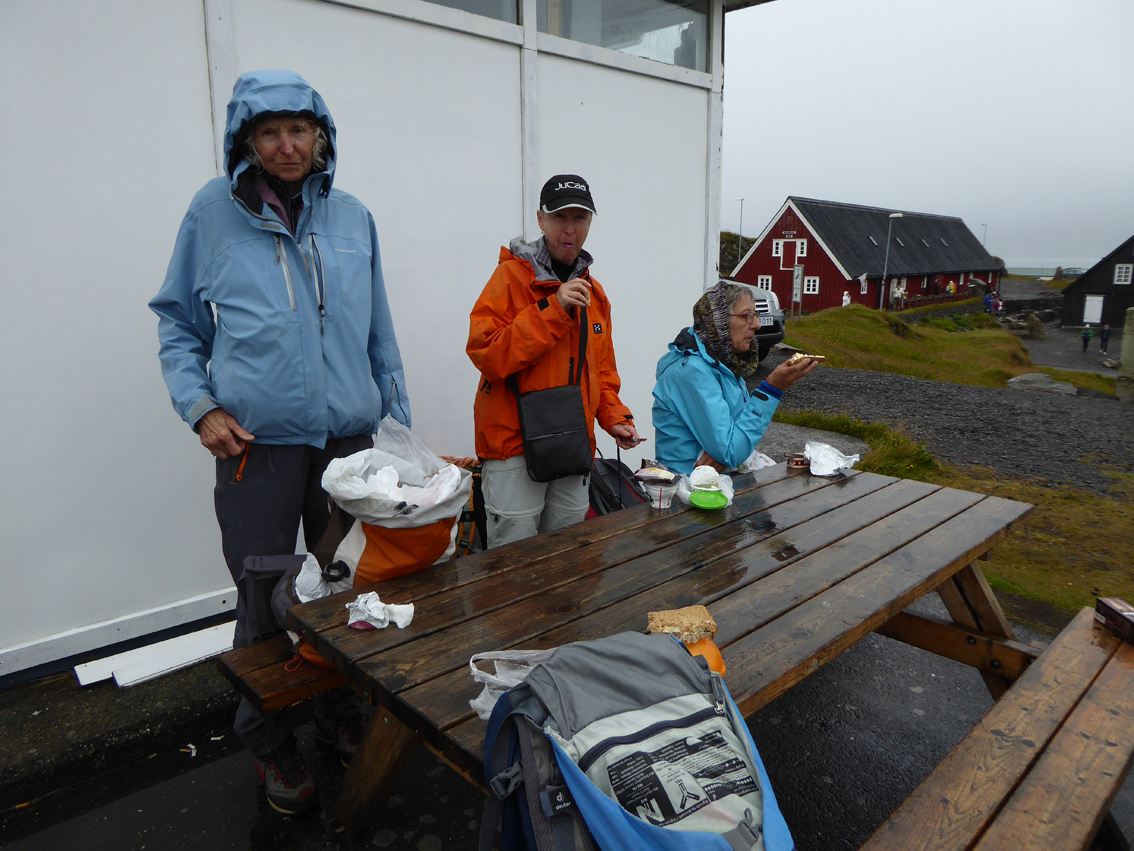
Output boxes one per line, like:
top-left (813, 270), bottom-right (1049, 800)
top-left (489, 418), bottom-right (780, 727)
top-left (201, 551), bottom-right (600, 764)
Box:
top-left (736, 198), bottom-right (744, 261)
top-left (879, 212), bottom-right (903, 311)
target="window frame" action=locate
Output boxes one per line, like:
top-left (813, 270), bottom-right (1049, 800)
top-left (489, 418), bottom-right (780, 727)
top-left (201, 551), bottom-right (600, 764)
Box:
top-left (1114, 264), bottom-right (1132, 285)
top-left (803, 276), bottom-right (819, 295)
top-left (772, 240), bottom-right (783, 257)
top-left (796, 239), bottom-right (807, 257)
top-left (757, 275), bottom-right (772, 288)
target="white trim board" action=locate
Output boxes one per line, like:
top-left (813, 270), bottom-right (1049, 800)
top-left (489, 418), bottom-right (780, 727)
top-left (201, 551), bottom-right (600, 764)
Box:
top-left (76, 621), bottom-right (235, 688)
top-left (0, 588), bottom-right (236, 677)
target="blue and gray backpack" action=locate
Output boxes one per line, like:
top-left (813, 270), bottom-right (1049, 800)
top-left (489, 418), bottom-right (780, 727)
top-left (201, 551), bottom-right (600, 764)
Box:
top-left (480, 632), bottom-right (795, 851)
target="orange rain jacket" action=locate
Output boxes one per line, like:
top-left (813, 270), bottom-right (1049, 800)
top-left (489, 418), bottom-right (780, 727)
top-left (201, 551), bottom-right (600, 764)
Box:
top-left (467, 238), bottom-right (634, 462)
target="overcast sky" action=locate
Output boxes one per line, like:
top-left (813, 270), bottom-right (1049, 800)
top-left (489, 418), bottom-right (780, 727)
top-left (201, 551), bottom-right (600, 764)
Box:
top-left (720, 0), bottom-right (1134, 269)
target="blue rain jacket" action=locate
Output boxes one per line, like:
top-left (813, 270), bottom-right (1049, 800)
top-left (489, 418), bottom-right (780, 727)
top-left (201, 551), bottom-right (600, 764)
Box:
top-left (150, 70), bottom-right (409, 446)
top-left (652, 329), bottom-right (780, 475)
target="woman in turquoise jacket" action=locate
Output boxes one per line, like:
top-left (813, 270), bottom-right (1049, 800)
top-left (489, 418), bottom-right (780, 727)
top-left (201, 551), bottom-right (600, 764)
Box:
top-left (150, 70), bottom-right (409, 815)
top-left (652, 282), bottom-right (817, 476)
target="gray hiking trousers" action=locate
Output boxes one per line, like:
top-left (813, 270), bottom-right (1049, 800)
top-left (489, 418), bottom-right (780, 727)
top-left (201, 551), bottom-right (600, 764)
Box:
top-left (215, 436), bottom-right (371, 756)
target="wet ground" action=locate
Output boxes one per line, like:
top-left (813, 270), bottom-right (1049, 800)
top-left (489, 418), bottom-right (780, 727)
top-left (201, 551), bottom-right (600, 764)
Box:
top-left (999, 280), bottom-right (1123, 377)
top-left (4, 596), bottom-right (1131, 851)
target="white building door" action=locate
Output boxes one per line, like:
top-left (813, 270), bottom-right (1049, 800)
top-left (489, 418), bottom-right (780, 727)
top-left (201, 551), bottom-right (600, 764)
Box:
top-left (1084, 295), bottom-right (1104, 324)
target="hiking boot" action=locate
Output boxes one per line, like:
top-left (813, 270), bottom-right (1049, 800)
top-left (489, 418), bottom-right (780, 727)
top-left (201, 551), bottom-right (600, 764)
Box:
top-left (312, 711), bottom-right (366, 767)
top-left (252, 742), bottom-right (319, 815)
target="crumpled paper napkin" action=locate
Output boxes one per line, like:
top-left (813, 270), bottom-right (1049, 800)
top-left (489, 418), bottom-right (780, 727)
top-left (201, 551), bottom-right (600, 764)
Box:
top-left (804, 440), bottom-right (860, 477)
top-left (345, 591), bottom-right (415, 630)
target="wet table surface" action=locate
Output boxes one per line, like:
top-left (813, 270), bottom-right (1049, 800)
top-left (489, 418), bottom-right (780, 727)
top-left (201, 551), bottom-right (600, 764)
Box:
top-left (288, 463), bottom-right (1032, 831)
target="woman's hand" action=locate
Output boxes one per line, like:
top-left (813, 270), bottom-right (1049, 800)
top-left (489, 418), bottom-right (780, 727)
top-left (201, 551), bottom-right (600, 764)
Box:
top-left (556, 277), bottom-right (592, 310)
top-left (610, 422), bottom-right (644, 450)
top-left (694, 451), bottom-right (727, 473)
top-left (765, 356), bottom-right (820, 392)
top-left (197, 408), bottom-right (255, 459)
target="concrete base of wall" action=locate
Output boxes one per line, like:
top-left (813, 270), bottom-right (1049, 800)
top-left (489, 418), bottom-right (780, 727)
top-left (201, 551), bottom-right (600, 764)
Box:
top-left (1116, 376), bottom-right (1134, 402)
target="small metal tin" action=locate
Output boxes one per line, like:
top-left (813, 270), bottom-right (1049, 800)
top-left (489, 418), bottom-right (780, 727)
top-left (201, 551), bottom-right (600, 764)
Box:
top-left (785, 452), bottom-right (808, 469)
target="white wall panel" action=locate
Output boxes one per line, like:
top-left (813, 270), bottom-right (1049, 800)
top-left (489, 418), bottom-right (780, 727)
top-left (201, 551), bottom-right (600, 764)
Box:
top-left (229, 0), bottom-right (523, 457)
top-left (535, 55), bottom-right (710, 464)
top-left (0, 0), bottom-right (226, 669)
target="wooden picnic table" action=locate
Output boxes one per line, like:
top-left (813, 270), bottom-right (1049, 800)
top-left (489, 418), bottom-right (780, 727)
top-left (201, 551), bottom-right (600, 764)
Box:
top-left (288, 463), bottom-right (1034, 836)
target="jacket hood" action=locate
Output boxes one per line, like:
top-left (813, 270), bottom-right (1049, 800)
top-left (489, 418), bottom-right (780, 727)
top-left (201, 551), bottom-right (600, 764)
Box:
top-left (505, 236), bottom-right (594, 284)
top-left (223, 70), bottom-right (337, 188)
top-left (656, 327), bottom-right (720, 379)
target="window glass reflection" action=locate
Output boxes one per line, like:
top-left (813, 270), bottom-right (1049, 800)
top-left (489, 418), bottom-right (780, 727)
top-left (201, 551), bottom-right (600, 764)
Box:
top-left (538, 0), bottom-right (708, 71)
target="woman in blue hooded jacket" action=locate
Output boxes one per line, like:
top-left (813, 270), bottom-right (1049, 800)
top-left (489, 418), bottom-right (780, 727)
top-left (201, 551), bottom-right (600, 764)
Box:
top-left (150, 70), bottom-right (409, 815)
top-left (652, 282), bottom-right (817, 476)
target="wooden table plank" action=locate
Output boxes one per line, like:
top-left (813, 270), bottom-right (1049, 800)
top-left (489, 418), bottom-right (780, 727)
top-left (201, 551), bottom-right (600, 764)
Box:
top-left (971, 636), bottom-right (1134, 851)
top-left (399, 477), bottom-right (939, 751)
top-left (858, 608), bottom-right (1116, 851)
top-left (709, 488), bottom-right (985, 648)
top-left (352, 473), bottom-right (899, 699)
top-left (301, 473), bottom-right (883, 695)
top-left (721, 494), bottom-right (1034, 717)
top-left (291, 471), bottom-right (857, 665)
top-left (289, 463), bottom-right (799, 635)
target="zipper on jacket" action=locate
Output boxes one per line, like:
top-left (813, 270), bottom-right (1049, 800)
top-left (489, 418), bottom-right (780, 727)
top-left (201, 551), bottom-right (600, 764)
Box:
top-left (310, 234), bottom-right (326, 335)
top-left (577, 705), bottom-right (724, 772)
top-left (274, 236), bottom-right (297, 310)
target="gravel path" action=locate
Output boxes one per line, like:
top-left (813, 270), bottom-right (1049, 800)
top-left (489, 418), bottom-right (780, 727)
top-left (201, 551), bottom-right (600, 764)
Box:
top-left (771, 364), bottom-right (1133, 495)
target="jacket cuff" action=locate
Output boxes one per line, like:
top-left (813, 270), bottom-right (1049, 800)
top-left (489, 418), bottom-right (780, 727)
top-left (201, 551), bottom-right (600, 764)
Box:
top-left (188, 396), bottom-right (220, 432)
top-left (757, 380), bottom-right (784, 400)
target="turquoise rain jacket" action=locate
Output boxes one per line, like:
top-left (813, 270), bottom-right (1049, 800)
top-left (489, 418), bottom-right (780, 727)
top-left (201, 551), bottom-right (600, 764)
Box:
top-left (652, 329), bottom-right (781, 475)
top-left (150, 70), bottom-right (409, 446)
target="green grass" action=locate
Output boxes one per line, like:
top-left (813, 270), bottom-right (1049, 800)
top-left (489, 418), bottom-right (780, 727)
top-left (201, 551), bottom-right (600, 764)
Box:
top-left (782, 304), bottom-right (1113, 393)
top-left (772, 410), bottom-right (1134, 616)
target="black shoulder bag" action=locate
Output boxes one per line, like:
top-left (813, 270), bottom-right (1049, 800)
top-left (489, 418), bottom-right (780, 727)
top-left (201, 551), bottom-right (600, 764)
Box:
top-left (506, 306), bottom-right (593, 483)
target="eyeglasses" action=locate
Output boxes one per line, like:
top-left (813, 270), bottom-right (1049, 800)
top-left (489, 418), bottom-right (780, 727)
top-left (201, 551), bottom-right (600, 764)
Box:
top-left (728, 311), bottom-right (759, 326)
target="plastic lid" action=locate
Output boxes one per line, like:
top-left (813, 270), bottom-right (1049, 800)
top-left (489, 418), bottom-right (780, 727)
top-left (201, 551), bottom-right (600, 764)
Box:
top-left (689, 490), bottom-right (728, 510)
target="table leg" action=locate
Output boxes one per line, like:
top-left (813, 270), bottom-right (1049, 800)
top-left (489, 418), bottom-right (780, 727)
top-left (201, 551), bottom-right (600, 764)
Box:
top-left (335, 703), bottom-right (420, 837)
top-left (937, 561), bottom-right (1018, 700)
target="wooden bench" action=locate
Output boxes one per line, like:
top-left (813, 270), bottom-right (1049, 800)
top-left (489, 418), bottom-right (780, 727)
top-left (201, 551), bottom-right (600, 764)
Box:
top-left (861, 605), bottom-right (1134, 851)
top-left (216, 634), bottom-right (347, 714)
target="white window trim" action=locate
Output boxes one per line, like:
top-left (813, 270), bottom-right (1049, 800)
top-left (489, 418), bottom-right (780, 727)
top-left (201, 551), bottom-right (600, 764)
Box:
top-left (860, 278), bottom-right (868, 294)
top-left (757, 275), bottom-right (772, 287)
top-left (772, 240), bottom-right (783, 257)
top-left (803, 276), bottom-right (819, 295)
top-left (1115, 264), bottom-right (1132, 285)
top-left (796, 239), bottom-right (807, 257)
top-left (321, 0), bottom-right (523, 46)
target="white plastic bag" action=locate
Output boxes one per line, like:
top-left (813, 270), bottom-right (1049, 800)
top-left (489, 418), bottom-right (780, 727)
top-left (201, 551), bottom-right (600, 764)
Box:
top-left (804, 440), bottom-right (860, 477)
top-left (321, 416), bottom-right (465, 524)
top-left (737, 448), bottom-right (777, 473)
top-left (468, 649), bottom-right (557, 719)
top-left (675, 470), bottom-right (735, 506)
top-left (370, 415), bottom-right (444, 487)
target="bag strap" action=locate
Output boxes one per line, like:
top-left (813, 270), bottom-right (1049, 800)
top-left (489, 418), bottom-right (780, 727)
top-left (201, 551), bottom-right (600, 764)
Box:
top-left (480, 712), bottom-right (522, 851)
top-left (506, 303), bottom-right (588, 396)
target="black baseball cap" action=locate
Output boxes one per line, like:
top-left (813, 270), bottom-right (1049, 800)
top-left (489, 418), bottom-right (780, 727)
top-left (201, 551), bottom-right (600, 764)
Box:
top-left (540, 174), bottom-right (597, 214)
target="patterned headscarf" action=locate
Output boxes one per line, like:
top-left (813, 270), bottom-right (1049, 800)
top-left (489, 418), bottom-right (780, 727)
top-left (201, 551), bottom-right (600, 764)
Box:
top-left (691, 281), bottom-right (762, 381)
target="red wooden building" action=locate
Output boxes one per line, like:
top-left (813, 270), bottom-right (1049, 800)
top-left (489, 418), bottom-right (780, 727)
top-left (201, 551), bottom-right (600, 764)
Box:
top-left (732, 197), bottom-right (1000, 312)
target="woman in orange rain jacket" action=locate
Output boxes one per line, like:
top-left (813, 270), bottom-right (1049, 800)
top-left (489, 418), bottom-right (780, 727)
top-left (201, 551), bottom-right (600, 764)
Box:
top-left (467, 175), bottom-right (640, 548)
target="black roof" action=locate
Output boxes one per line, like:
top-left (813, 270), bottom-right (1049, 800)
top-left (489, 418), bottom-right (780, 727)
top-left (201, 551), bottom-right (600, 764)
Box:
top-left (790, 197), bottom-right (999, 278)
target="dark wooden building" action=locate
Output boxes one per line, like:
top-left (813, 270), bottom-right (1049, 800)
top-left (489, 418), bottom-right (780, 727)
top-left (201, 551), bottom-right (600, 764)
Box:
top-left (1060, 234), bottom-right (1134, 327)
top-left (732, 197), bottom-right (1000, 312)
